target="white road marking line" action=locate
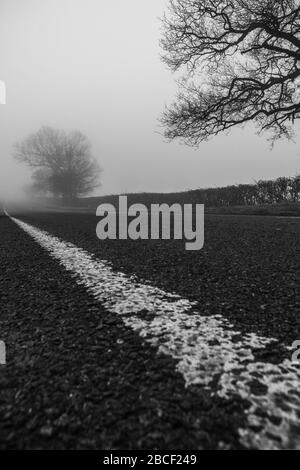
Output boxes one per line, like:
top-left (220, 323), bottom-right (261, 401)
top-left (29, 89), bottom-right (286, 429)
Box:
top-left (10, 215), bottom-right (300, 449)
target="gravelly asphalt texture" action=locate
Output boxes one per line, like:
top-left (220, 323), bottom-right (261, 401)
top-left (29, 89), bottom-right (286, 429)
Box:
top-left (0, 209), bottom-right (299, 449)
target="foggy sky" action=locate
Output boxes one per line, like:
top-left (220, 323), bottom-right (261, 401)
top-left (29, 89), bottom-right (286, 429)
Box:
top-left (1, 0), bottom-right (300, 200)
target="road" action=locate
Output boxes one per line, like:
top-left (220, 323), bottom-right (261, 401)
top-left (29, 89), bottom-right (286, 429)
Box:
top-left (0, 208), bottom-right (299, 450)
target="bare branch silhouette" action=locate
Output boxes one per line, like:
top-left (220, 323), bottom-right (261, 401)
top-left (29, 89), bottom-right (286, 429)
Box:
top-left (161, 0), bottom-right (300, 145)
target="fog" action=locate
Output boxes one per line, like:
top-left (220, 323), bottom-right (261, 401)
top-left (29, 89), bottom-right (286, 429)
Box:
top-left (0, 0), bottom-right (299, 201)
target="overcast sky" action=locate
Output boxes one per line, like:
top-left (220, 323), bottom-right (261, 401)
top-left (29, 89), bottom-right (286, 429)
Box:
top-left (0, 0), bottom-right (300, 199)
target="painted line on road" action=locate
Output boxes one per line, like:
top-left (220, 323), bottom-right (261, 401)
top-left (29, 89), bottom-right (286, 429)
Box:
top-left (10, 215), bottom-right (300, 449)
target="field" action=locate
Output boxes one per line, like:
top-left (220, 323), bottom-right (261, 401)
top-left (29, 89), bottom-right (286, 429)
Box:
top-left (0, 204), bottom-right (299, 449)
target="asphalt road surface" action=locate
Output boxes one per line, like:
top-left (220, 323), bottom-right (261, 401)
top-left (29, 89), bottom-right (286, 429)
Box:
top-left (0, 208), bottom-right (299, 450)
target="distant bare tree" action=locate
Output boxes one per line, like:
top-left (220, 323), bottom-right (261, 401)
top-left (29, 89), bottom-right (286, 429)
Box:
top-left (31, 168), bottom-right (53, 195)
top-left (14, 127), bottom-right (101, 200)
top-left (161, 0), bottom-right (300, 145)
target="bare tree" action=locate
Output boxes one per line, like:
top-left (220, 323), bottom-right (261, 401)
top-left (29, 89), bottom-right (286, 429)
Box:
top-left (14, 127), bottom-right (101, 200)
top-left (31, 168), bottom-right (53, 195)
top-left (161, 0), bottom-right (300, 145)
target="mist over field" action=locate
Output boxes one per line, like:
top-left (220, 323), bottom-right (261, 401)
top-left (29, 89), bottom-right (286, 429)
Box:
top-left (1, 0), bottom-right (300, 203)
